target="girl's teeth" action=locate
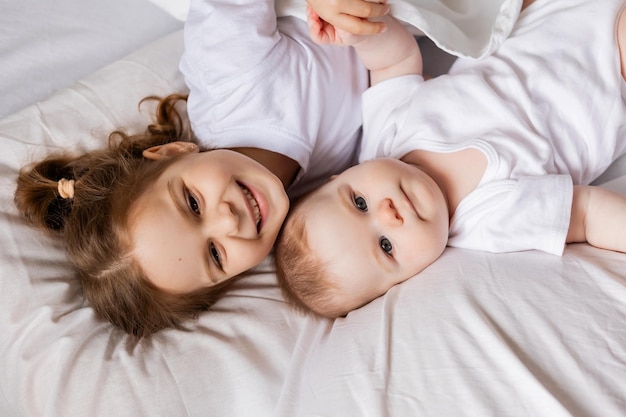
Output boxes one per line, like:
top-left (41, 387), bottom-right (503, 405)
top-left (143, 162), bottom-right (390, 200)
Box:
top-left (241, 186), bottom-right (261, 227)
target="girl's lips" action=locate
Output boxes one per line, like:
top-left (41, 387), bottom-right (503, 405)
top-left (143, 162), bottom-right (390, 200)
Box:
top-left (239, 181), bottom-right (268, 233)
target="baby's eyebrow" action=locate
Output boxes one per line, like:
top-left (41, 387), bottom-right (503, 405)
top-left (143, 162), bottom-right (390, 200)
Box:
top-left (370, 239), bottom-right (395, 273)
top-left (337, 184), bottom-right (353, 212)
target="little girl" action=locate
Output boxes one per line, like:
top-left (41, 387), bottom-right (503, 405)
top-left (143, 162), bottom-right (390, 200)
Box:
top-left (13, 0), bottom-right (385, 338)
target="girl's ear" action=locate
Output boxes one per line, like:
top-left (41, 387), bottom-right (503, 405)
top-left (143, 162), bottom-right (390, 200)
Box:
top-left (142, 141), bottom-right (199, 160)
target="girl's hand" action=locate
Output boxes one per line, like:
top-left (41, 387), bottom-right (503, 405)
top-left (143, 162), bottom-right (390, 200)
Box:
top-left (307, 5), bottom-right (361, 46)
top-left (306, 0), bottom-right (388, 36)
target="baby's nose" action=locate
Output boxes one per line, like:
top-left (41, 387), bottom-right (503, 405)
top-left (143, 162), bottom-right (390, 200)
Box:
top-left (378, 198), bottom-right (403, 226)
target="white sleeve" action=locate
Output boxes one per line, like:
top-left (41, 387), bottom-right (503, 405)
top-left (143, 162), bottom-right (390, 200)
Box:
top-left (180, 0), bottom-right (369, 195)
top-left (180, 0), bottom-right (368, 179)
top-left (181, 0), bottom-right (280, 89)
top-left (360, 75), bottom-right (425, 162)
top-left (180, 0), bottom-right (295, 157)
top-left (448, 175), bottom-right (573, 256)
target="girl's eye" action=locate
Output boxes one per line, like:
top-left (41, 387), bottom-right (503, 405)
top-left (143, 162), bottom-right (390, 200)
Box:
top-left (353, 195), bottom-right (368, 212)
top-left (209, 242), bottom-right (223, 270)
top-left (380, 237), bottom-right (393, 256)
top-left (185, 188), bottom-right (200, 215)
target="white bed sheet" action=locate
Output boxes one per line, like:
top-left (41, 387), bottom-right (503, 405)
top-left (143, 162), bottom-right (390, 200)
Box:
top-left (1, 1), bottom-right (626, 417)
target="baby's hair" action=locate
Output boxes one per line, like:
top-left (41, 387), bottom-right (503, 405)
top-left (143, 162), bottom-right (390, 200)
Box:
top-left (14, 94), bottom-right (230, 339)
top-left (275, 197), bottom-right (348, 318)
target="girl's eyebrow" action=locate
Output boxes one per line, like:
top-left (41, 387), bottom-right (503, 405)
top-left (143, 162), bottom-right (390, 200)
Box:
top-left (167, 179), bottom-right (216, 283)
top-left (167, 179), bottom-right (188, 220)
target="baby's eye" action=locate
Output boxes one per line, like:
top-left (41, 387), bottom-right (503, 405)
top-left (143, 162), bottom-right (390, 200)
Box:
top-left (380, 236), bottom-right (393, 256)
top-left (353, 195), bottom-right (368, 212)
top-left (209, 242), bottom-right (223, 270)
top-left (185, 187), bottom-right (200, 215)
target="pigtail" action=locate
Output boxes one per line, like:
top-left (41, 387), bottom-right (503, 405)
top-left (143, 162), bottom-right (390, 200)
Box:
top-left (15, 156), bottom-right (77, 232)
top-left (15, 93), bottom-right (193, 236)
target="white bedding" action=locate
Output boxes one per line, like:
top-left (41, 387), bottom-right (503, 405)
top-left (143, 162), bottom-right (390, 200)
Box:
top-left (0, 0), bottom-right (183, 119)
top-left (1, 1), bottom-right (626, 416)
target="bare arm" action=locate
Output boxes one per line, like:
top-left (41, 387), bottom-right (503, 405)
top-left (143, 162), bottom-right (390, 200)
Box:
top-left (567, 185), bottom-right (626, 252)
top-left (307, 8), bottom-right (422, 85)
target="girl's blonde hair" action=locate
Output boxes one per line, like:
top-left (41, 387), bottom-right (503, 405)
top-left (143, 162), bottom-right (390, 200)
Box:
top-left (14, 94), bottom-right (231, 339)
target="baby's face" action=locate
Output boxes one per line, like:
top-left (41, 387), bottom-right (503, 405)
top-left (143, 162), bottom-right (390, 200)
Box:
top-left (303, 158), bottom-right (449, 312)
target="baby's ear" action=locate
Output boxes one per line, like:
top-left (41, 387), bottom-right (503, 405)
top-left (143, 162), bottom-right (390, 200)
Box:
top-left (142, 141), bottom-right (198, 160)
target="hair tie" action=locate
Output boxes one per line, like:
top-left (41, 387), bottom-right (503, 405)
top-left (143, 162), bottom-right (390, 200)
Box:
top-left (57, 178), bottom-right (75, 199)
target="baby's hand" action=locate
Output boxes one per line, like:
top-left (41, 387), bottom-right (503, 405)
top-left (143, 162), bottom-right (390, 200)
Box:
top-left (306, 0), bottom-right (388, 36)
top-left (306, 5), bottom-right (360, 46)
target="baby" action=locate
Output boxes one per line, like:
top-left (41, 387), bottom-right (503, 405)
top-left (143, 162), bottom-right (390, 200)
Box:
top-left (275, 0), bottom-right (626, 318)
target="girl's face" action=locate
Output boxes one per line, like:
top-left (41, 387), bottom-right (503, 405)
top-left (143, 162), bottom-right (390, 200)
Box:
top-left (130, 147), bottom-right (289, 293)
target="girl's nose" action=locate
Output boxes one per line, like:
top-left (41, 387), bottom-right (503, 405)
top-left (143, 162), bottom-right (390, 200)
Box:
top-left (377, 198), bottom-right (403, 226)
top-left (209, 201), bottom-right (239, 235)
